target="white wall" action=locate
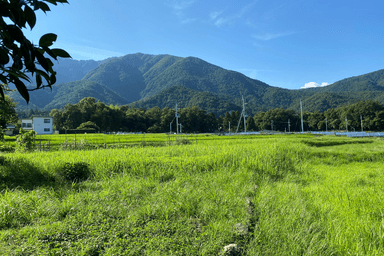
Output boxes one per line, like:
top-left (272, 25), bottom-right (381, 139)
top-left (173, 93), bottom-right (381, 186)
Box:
top-left (32, 117), bottom-right (53, 135)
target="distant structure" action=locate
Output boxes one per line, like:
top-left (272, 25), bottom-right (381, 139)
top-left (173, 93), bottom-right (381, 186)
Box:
top-left (236, 95), bottom-right (247, 133)
top-left (300, 100), bottom-right (304, 133)
top-left (21, 116), bottom-right (53, 135)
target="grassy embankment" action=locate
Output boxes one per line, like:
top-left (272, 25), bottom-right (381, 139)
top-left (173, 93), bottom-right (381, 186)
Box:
top-left (0, 134), bottom-right (383, 255)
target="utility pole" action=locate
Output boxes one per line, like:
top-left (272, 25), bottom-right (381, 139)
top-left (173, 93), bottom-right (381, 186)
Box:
top-left (170, 122), bottom-right (172, 134)
top-left (179, 123), bottom-right (182, 133)
top-left (325, 118), bottom-right (327, 132)
top-left (361, 115), bottom-right (363, 132)
top-left (236, 95), bottom-right (247, 133)
top-left (300, 100), bottom-right (304, 133)
top-left (243, 96), bottom-right (247, 133)
top-left (175, 103), bottom-right (179, 134)
top-left (229, 121), bottom-right (231, 134)
top-left (271, 120), bottom-right (273, 131)
top-left (345, 116), bottom-right (348, 132)
top-left (288, 119), bottom-right (290, 133)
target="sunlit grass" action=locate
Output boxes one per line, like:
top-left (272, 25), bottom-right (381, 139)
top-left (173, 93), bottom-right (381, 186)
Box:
top-left (0, 134), bottom-right (383, 255)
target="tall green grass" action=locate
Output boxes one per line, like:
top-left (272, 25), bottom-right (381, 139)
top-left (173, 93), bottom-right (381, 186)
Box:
top-left (0, 135), bottom-right (383, 255)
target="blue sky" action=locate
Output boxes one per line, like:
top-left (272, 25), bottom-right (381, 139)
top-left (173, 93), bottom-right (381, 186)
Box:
top-left (24, 0), bottom-right (384, 90)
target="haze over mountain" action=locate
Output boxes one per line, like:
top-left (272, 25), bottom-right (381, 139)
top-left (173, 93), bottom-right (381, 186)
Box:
top-left (10, 53), bottom-right (384, 116)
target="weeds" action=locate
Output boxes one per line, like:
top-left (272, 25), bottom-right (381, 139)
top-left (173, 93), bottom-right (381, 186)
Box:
top-left (0, 135), bottom-right (383, 255)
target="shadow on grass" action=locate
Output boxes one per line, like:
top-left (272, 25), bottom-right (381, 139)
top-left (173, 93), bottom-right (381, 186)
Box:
top-left (0, 157), bottom-right (57, 191)
top-left (302, 139), bottom-right (373, 147)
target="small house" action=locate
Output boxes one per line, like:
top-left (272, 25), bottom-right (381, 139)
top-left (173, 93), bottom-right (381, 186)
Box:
top-left (21, 116), bottom-right (53, 135)
top-left (5, 124), bottom-right (15, 136)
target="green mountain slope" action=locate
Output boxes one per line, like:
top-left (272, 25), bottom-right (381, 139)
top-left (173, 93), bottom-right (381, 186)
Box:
top-left (319, 69), bottom-right (384, 92)
top-left (10, 53), bottom-right (384, 116)
top-left (131, 85), bottom-right (242, 117)
top-left (44, 80), bottom-right (129, 110)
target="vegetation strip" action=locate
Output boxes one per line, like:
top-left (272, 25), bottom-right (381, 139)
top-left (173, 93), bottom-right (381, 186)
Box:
top-left (0, 134), bottom-right (383, 255)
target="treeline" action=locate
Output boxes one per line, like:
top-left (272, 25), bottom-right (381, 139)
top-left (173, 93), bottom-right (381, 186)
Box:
top-left (49, 97), bottom-right (217, 133)
top-left (247, 100), bottom-right (384, 132)
top-left (48, 98), bottom-right (384, 133)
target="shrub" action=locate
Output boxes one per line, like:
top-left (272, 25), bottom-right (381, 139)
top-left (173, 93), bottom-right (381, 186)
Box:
top-left (176, 139), bottom-right (191, 145)
top-left (0, 144), bottom-right (14, 152)
top-left (57, 162), bottom-right (92, 182)
top-left (0, 155), bottom-right (6, 165)
top-left (15, 128), bottom-right (36, 152)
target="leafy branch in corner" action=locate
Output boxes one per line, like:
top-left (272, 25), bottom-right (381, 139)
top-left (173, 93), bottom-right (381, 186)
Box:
top-left (0, 0), bottom-right (71, 103)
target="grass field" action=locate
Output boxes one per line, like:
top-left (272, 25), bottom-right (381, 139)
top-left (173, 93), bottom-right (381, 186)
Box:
top-left (0, 134), bottom-right (383, 255)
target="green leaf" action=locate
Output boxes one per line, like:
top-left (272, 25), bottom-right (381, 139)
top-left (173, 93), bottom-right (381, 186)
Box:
top-left (36, 74), bottom-right (42, 89)
top-left (35, 69), bottom-right (51, 84)
top-left (0, 75), bottom-right (7, 84)
top-left (33, 1), bottom-right (40, 11)
top-left (0, 48), bottom-right (10, 65)
top-left (43, 46), bottom-right (57, 60)
top-left (44, 0), bottom-right (58, 5)
top-left (14, 79), bottom-right (29, 103)
top-left (51, 48), bottom-right (72, 58)
top-left (39, 33), bottom-right (57, 47)
top-left (0, 87), bottom-right (4, 100)
top-left (5, 68), bottom-right (31, 83)
top-left (50, 73), bottom-right (56, 85)
top-left (24, 5), bottom-right (36, 29)
top-left (38, 1), bottom-right (51, 13)
top-left (7, 25), bottom-right (24, 42)
top-left (35, 50), bottom-right (51, 73)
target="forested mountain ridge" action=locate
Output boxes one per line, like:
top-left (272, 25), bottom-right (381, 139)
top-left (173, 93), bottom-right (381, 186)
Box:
top-left (9, 53), bottom-right (384, 116)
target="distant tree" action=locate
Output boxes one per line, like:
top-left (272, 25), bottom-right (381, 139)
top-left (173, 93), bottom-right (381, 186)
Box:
top-left (160, 107), bottom-right (176, 133)
top-left (253, 111), bottom-right (265, 130)
top-left (125, 108), bottom-right (147, 132)
top-left (61, 104), bottom-right (82, 129)
top-left (246, 116), bottom-right (257, 131)
top-left (204, 112), bottom-right (217, 133)
top-left (145, 106), bottom-right (162, 133)
top-left (222, 111), bottom-right (231, 131)
top-left (77, 121), bottom-right (99, 131)
top-left (217, 115), bottom-right (224, 132)
top-left (0, 0), bottom-right (71, 102)
top-left (230, 111), bottom-right (241, 131)
top-left (0, 95), bottom-right (18, 140)
top-left (306, 111), bottom-right (324, 131)
top-left (49, 108), bottom-right (64, 130)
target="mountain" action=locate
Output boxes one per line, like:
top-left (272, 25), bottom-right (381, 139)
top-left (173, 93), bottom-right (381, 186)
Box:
top-left (131, 85), bottom-right (242, 117)
top-left (9, 53), bottom-right (384, 116)
top-left (319, 69), bottom-right (384, 93)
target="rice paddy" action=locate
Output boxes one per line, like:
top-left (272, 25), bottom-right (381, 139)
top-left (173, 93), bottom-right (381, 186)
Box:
top-left (0, 134), bottom-right (383, 255)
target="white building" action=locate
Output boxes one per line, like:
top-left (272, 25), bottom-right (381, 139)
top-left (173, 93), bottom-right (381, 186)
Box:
top-left (21, 117), bottom-right (53, 135)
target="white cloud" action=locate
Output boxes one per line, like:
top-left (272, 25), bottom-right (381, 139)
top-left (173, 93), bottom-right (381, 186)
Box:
top-left (210, 10), bottom-right (223, 20)
top-left (210, 2), bottom-right (256, 27)
top-left (167, 0), bottom-right (197, 24)
top-left (301, 82), bottom-right (329, 89)
top-left (252, 31), bottom-right (295, 41)
top-left (302, 82), bottom-right (319, 89)
top-left (169, 0), bottom-right (196, 10)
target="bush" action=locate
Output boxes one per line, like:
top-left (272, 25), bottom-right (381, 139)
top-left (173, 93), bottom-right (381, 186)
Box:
top-left (0, 156), bottom-right (6, 165)
top-left (0, 144), bottom-right (14, 152)
top-left (15, 128), bottom-right (36, 152)
top-left (57, 162), bottom-right (92, 182)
